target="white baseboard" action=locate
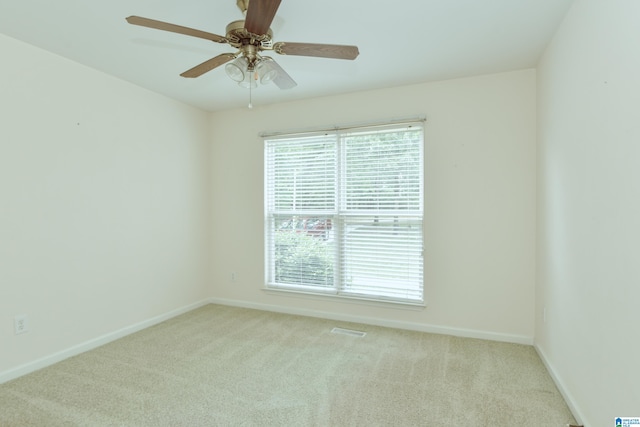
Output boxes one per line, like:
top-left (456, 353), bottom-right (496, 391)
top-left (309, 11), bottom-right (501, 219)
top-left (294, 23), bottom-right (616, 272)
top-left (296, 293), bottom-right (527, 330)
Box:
top-left (0, 299), bottom-right (210, 385)
top-left (534, 344), bottom-right (587, 426)
top-left (208, 297), bottom-right (534, 345)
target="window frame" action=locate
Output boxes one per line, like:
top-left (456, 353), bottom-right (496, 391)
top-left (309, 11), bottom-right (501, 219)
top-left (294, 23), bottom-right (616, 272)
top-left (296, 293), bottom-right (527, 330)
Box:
top-left (264, 120), bottom-right (425, 306)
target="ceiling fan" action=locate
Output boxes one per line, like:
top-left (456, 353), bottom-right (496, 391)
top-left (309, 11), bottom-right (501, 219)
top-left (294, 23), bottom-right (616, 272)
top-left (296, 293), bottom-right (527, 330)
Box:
top-left (126, 0), bottom-right (359, 91)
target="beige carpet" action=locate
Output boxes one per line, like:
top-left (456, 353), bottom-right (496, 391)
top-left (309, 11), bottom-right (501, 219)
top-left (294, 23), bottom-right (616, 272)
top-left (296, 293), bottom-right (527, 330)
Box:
top-left (0, 304), bottom-right (576, 426)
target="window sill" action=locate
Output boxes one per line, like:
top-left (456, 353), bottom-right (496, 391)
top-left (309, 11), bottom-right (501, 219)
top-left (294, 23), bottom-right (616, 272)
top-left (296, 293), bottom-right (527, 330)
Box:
top-left (262, 286), bottom-right (426, 310)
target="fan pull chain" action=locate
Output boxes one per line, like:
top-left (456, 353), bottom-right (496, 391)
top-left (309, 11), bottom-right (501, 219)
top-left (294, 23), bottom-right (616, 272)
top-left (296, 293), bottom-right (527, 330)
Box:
top-left (248, 76), bottom-right (253, 109)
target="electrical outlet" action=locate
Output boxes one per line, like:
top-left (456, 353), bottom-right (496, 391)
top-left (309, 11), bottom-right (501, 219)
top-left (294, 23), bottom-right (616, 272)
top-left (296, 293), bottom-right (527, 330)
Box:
top-left (14, 314), bottom-right (29, 335)
top-left (231, 272), bottom-right (237, 282)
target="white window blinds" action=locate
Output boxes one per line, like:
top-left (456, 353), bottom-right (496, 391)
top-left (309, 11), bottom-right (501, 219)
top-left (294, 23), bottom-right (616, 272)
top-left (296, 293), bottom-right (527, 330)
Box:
top-left (265, 122), bottom-right (424, 304)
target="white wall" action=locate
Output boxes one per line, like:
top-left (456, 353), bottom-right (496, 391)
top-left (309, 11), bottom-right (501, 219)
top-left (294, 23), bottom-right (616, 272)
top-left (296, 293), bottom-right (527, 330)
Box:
top-left (210, 69), bottom-right (537, 343)
top-left (536, 0), bottom-right (640, 425)
top-left (0, 34), bottom-right (212, 379)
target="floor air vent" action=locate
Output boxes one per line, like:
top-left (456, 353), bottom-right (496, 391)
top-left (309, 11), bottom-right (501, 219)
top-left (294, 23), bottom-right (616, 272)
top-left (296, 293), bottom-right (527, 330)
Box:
top-left (331, 327), bottom-right (366, 338)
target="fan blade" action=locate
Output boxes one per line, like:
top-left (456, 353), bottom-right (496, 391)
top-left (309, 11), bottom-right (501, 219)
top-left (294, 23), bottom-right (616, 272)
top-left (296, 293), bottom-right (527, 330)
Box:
top-left (180, 53), bottom-right (236, 78)
top-left (244, 0), bottom-right (281, 35)
top-left (126, 16), bottom-right (227, 43)
top-left (269, 59), bottom-right (297, 90)
top-left (273, 42), bottom-right (359, 60)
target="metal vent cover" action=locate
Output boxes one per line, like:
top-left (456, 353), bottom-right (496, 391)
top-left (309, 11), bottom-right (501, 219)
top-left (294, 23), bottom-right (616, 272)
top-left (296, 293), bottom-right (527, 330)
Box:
top-left (330, 327), bottom-right (366, 338)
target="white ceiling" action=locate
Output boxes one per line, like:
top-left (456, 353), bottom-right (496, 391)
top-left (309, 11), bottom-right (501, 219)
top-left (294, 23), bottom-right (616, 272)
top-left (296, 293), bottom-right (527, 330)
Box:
top-left (0, 0), bottom-right (573, 112)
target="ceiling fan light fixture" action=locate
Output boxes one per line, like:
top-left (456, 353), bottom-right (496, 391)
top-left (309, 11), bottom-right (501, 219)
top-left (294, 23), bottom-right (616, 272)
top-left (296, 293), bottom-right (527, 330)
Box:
top-left (225, 56), bottom-right (248, 82)
top-left (238, 69), bottom-right (258, 88)
top-left (257, 58), bottom-right (278, 84)
top-left (126, 0), bottom-right (358, 93)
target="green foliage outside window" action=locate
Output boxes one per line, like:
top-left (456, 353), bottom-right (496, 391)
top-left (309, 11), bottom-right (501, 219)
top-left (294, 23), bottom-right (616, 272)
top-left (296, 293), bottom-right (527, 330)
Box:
top-left (274, 230), bottom-right (333, 287)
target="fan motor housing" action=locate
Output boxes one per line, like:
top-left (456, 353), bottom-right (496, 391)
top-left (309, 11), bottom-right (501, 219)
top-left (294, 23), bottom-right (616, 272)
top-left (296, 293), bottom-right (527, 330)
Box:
top-left (225, 20), bottom-right (273, 48)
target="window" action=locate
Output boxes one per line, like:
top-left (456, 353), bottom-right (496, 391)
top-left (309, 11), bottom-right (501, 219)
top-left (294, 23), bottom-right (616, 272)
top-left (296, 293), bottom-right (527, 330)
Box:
top-left (264, 121), bottom-right (424, 304)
